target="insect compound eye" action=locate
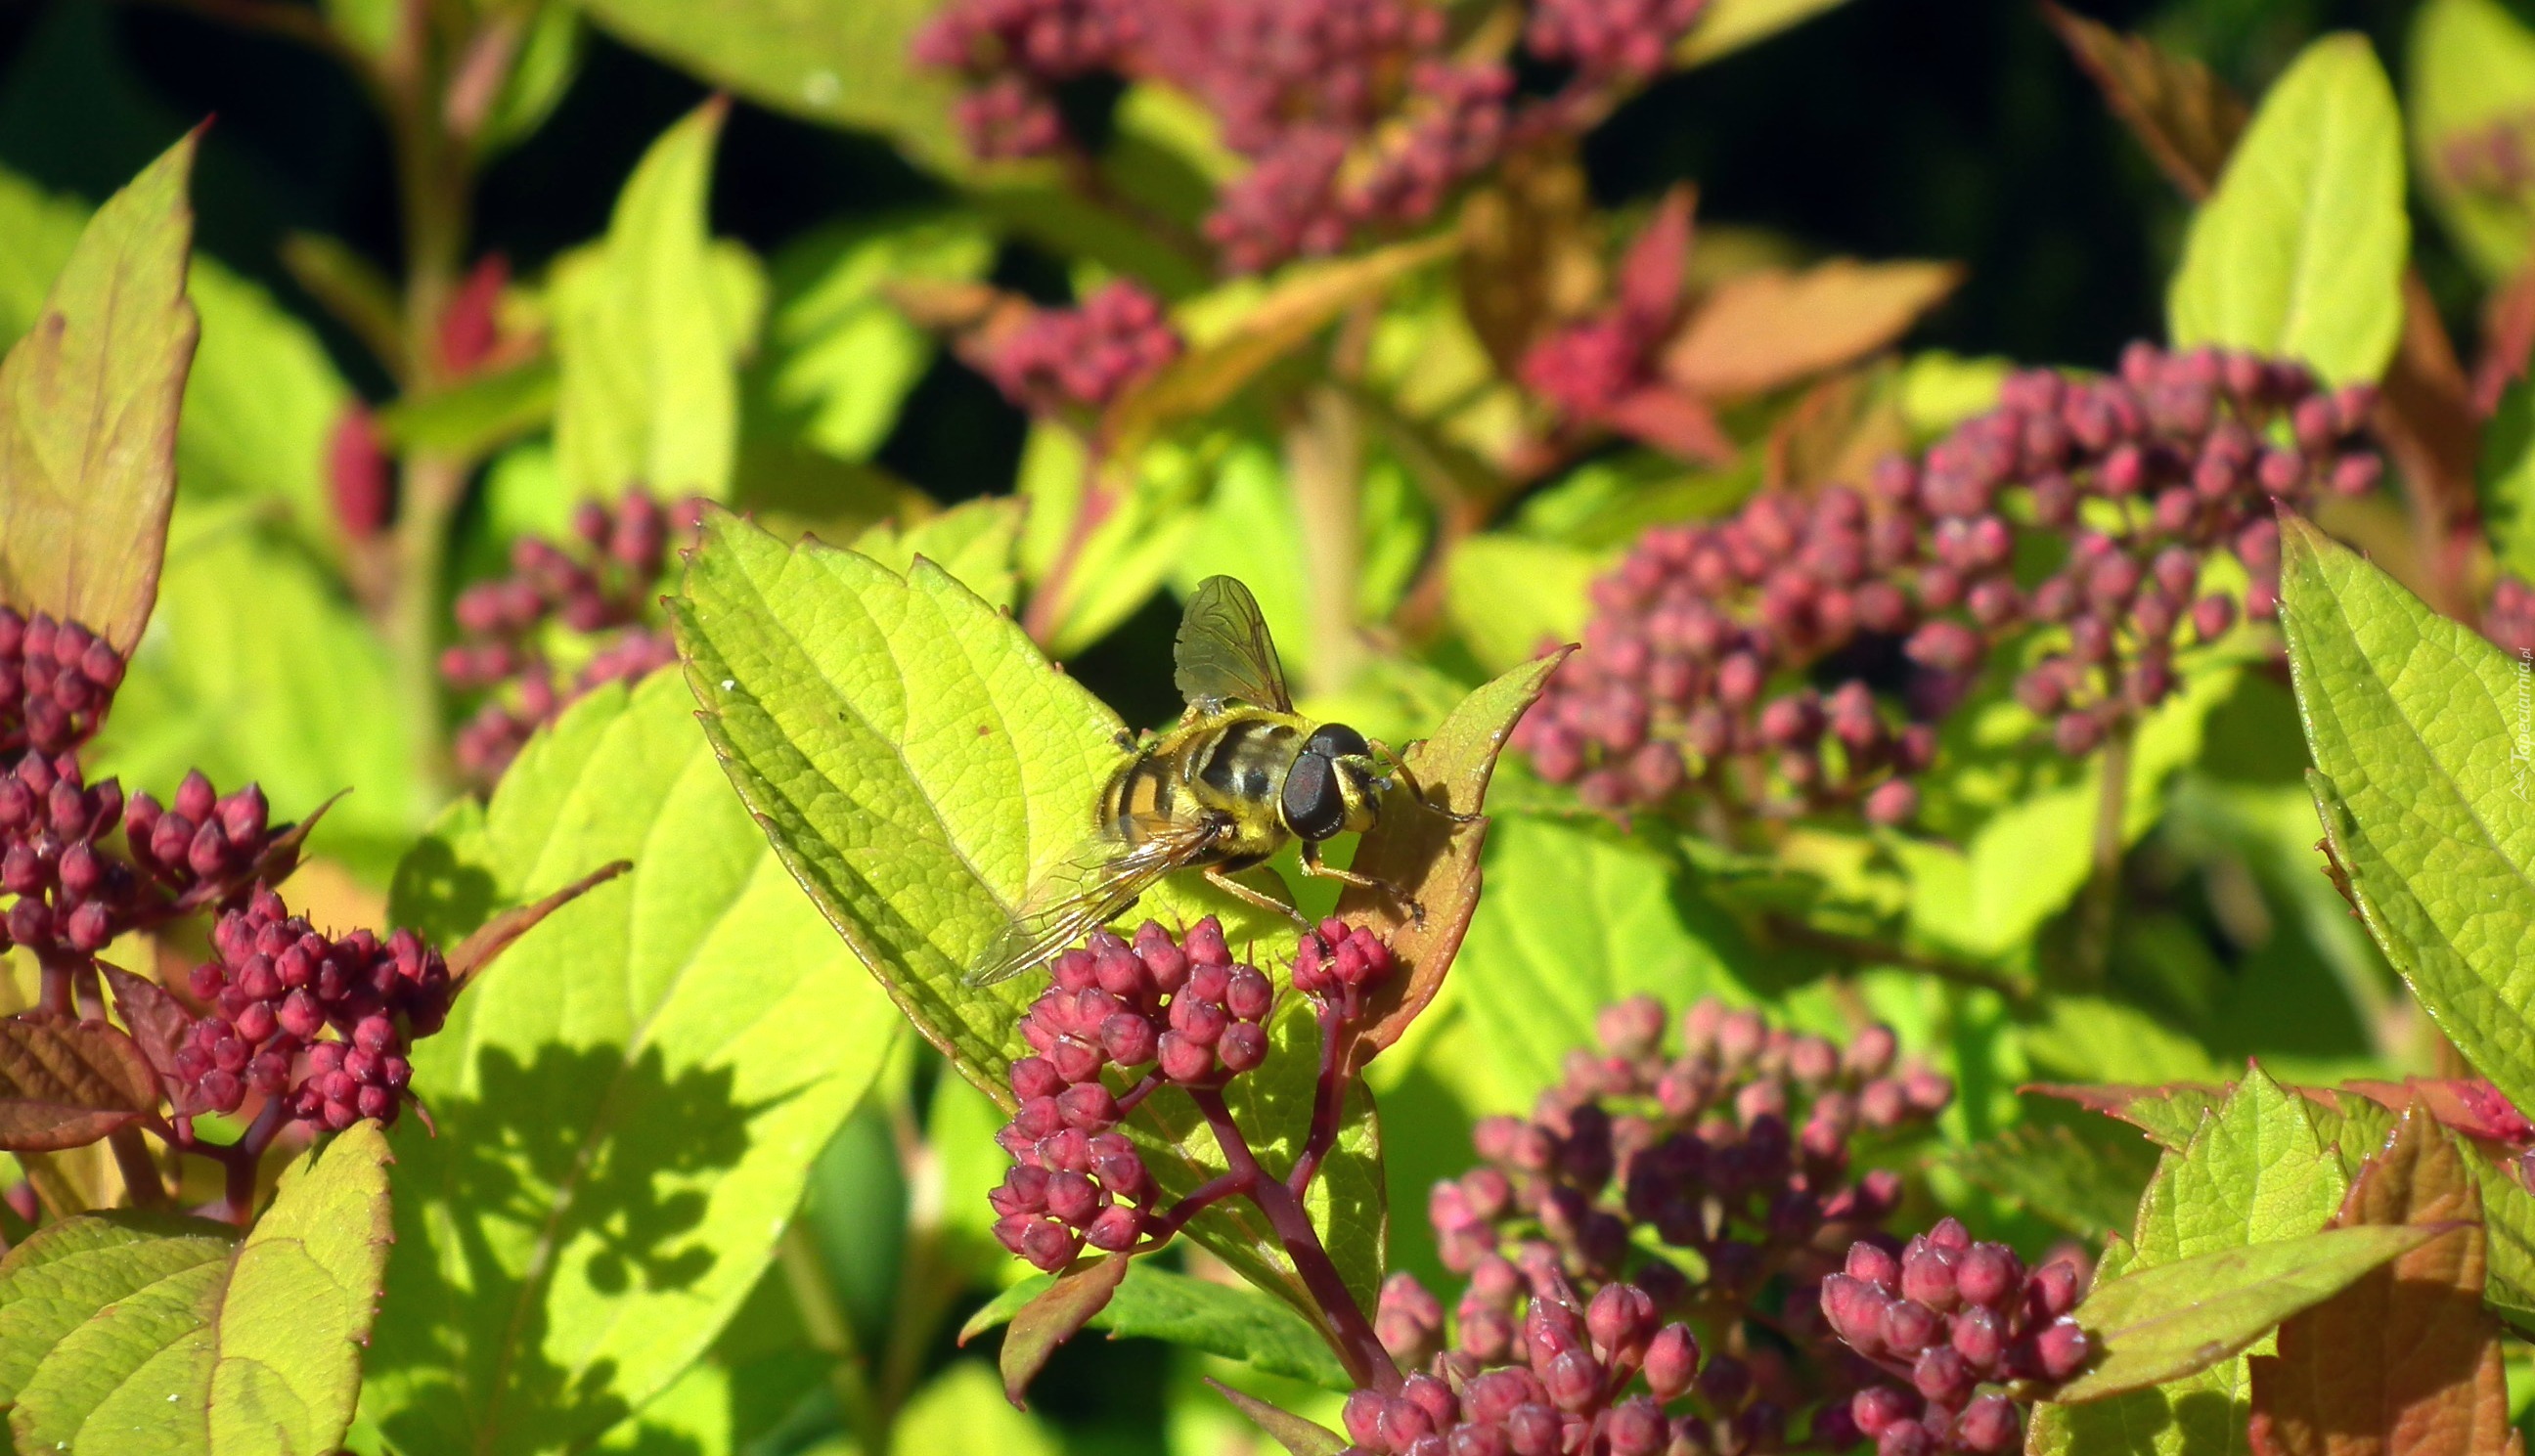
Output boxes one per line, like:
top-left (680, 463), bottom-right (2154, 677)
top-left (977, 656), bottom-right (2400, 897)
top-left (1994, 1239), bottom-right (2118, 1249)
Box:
top-left (1304, 723), bottom-right (1371, 761)
top-left (1280, 751), bottom-right (1350, 841)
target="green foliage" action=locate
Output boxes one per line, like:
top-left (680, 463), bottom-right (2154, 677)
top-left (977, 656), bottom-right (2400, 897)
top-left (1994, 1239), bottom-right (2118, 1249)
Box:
top-left (2033, 1068), bottom-right (2350, 1456)
top-left (2055, 1225), bottom-right (2441, 1402)
top-left (962, 1262), bottom-right (1352, 1390)
top-left (554, 100), bottom-right (763, 504)
top-left (2408, 0), bottom-right (2535, 281)
top-left (0, 130), bottom-right (196, 648)
top-left (2279, 519), bottom-right (2535, 1117)
top-left (2168, 34), bottom-right (2408, 384)
top-left (0, 1124), bottom-right (390, 1454)
top-left (362, 673), bottom-right (899, 1455)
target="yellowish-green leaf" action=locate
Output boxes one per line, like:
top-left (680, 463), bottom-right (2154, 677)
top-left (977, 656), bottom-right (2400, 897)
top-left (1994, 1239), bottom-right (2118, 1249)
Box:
top-left (1675, 0), bottom-right (1850, 66)
top-left (0, 131), bottom-right (198, 649)
top-left (2409, 0), bottom-right (2535, 283)
top-left (2, 1123), bottom-right (390, 1455)
top-left (2278, 515), bottom-right (2535, 1119)
top-left (2168, 34), bottom-right (2408, 384)
top-left (554, 100), bottom-right (759, 503)
top-left (362, 673), bottom-right (897, 1455)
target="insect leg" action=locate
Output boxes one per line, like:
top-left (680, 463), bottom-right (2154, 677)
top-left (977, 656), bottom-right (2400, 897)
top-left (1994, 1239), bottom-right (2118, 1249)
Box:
top-left (1298, 838), bottom-right (1392, 891)
top-left (1378, 745), bottom-right (1483, 824)
top-left (1202, 865), bottom-right (1312, 929)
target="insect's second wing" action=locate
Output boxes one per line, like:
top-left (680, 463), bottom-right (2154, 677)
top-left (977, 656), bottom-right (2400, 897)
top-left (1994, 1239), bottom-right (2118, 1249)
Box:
top-left (1173, 575), bottom-right (1293, 713)
top-left (966, 816), bottom-right (1226, 986)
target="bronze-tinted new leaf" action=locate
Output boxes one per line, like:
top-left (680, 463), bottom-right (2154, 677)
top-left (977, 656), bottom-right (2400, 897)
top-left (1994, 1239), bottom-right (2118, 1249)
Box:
top-left (1662, 259), bottom-right (1962, 400)
top-left (1339, 651), bottom-right (1569, 1057)
top-left (446, 860), bottom-right (633, 988)
top-left (0, 1013), bottom-right (160, 1151)
top-left (1205, 1378), bottom-right (1348, 1456)
top-left (999, 1252), bottom-right (1130, 1410)
top-left (97, 963), bottom-right (212, 1118)
top-left (2248, 1104), bottom-right (2520, 1456)
top-left (2041, 2), bottom-right (2247, 199)
top-left (0, 131), bottom-right (200, 651)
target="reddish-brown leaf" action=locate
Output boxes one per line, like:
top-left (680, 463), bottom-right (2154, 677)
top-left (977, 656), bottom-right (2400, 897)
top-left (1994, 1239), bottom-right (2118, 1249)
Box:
top-left (2474, 264), bottom-right (2535, 418)
top-left (1615, 185), bottom-right (1695, 327)
top-left (1205, 1378), bottom-right (1348, 1456)
top-left (1764, 366), bottom-right (1911, 493)
top-left (97, 961), bottom-right (213, 1118)
top-left (446, 860), bottom-right (633, 988)
top-left (0, 131), bottom-right (200, 651)
top-left (1601, 386), bottom-right (1737, 464)
top-left (999, 1252), bottom-right (1130, 1409)
top-left (2371, 272), bottom-right (2483, 596)
top-left (2341, 1079), bottom-right (2535, 1146)
top-left (0, 1012), bottom-right (160, 1151)
top-left (1340, 650), bottom-right (1569, 1058)
top-left (2040, 2), bottom-right (2247, 199)
top-left (2248, 1104), bottom-right (2521, 1456)
top-left (1661, 259), bottom-right (1961, 401)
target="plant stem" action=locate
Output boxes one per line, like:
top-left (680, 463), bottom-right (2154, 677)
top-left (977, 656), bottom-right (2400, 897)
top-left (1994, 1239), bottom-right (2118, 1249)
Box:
top-left (16, 1152), bottom-right (84, 1220)
top-left (1191, 1086), bottom-right (1400, 1392)
top-left (1286, 1005), bottom-right (1349, 1196)
top-left (1757, 917), bottom-right (2031, 1007)
top-left (1021, 441), bottom-right (1115, 650)
top-left (2075, 716), bottom-right (2135, 983)
top-left (214, 1097), bottom-right (289, 1225)
top-left (109, 1127), bottom-right (166, 1207)
top-left (1287, 387), bottom-right (1368, 695)
top-left (779, 1222), bottom-right (888, 1456)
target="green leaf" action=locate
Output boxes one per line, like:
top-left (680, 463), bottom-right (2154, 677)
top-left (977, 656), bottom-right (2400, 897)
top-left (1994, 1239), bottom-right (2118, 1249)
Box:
top-left (1941, 1122), bottom-right (2159, 1241)
top-left (361, 673), bottom-right (900, 1456)
top-left (756, 213), bottom-right (995, 463)
top-left (2, 1123), bottom-right (391, 1455)
top-left (2480, 375), bottom-right (2535, 584)
top-left (1206, 1378), bottom-right (1349, 1456)
top-left (1015, 421), bottom-right (1210, 658)
top-left (1445, 535), bottom-right (1602, 675)
top-left (0, 131), bottom-right (198, 649)
top-left (2167, 33), bottom-right (2408, 385)
top-left (851, 497), bottom-right (1026, 613)
top-left (962, 1262), bottom-right (1352, 1390)
top-left (88, 519), bottom-right (424, 884)
top-left (2276, 516), bottom-right (2535, 1119)
top-left (2053, 1223), bottom-right (2445, 1402)
top-left (2132, 1065), bottom-right (2347, 1265)
top-left (670, 509), bottom-right (1385, 1332)
top-left (374, 358), bottom-right (557, 461)
top-left (1452, 816), bottom-right (1748, 1106)
top-left (2026, 1079), bottom-right (2228, 1152)
top-left (0, 1014), bottom-right (158, 1151)
top-left (569, 0), bottom-right (970, 177)
top-left (2409, 0), bottom-right (2535, 283)
top-left (554, 99), bottom-right (760, 504)
top-left (1675, 0), bottom-right (1851, 66)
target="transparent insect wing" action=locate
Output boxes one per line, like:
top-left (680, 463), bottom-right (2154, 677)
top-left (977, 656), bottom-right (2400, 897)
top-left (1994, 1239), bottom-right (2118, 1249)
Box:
top-left (1173, 575), bottom-right (1293, 713)
top-left (965, 816), bottom-right (1224, 986)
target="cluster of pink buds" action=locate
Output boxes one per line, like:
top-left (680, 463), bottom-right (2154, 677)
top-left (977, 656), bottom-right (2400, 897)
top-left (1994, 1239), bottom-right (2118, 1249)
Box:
top-left (910, 0), bottom-right (1140, 158)
top-left (983, 280), bottom-right (1184, 416)
top-left (1517, 341), bottom-right (2387, 827)
top-left (0, 608), bottom-right (124, 760)
top-left (1526, 0), bottom-right (1714, 88)
top-left (992, 916), bottom-right (1276, 1270)
top-left (175, 886), bottom-right (450, 1128)
top-left (442, 490), bottom-right (701, 787)
top-left (2482, 574), bottom-right (2535, 658)
top-left (1354, 995), bottom-right (1951, 1453)
top-left (1512, 486), bottom-right (1936, 824)
top-left (1345, 1265), bottom-right (1706, 1455)
top-left (1818, 1222), bottom-right (2091, 1455)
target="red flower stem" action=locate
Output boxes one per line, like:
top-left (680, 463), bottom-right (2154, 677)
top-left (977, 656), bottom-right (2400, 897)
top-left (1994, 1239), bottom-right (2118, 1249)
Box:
top-left (108, 1126), bottom-right (166, 1207)
top-left (1138, 1167), bottom-right (1254, 1245)
top-left (215, 1097), bottom-right (289, 1226)
top-left (1286, 1002), bottom-right (1350, 1197)
top-left (1191, 1085), bottom-right (1401, 1393)
top-left (35, 949), bottom-right (77, 1016)
top-left (1020, 442), bottom-right (1116, 648)
top-left (1115, 1070), bottom-right (1166, 1117)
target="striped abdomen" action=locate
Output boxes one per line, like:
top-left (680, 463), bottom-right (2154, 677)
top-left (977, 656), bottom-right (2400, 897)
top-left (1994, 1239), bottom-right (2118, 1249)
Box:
top-left (1099, 710), bottom-right (1301, 864)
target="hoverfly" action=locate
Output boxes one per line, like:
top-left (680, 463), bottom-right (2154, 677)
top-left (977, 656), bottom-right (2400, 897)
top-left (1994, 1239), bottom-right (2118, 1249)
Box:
top-left (966, 575), bottom-right (1460, 987)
